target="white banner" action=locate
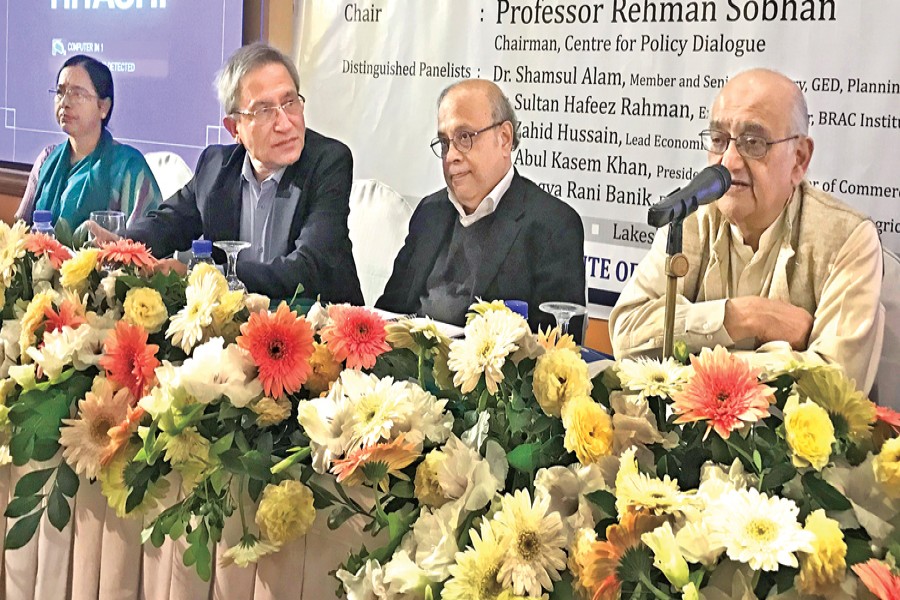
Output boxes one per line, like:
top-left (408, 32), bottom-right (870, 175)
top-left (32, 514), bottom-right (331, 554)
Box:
top-left (294, 0), bottom-right (900, 318)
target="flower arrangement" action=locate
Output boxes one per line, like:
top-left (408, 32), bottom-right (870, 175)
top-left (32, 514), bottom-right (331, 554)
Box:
top-left (0, 219), bottom-right (898, 600)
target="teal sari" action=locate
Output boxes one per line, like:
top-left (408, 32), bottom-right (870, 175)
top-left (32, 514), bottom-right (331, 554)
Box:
top-left (31, 129), bottom-right (162, 228)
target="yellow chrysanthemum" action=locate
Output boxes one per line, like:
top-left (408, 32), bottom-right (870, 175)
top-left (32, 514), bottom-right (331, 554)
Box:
top-left (562, 395), bottom-right (613, 465)
top-left (797, 509), bottom-right (846, 595)
top-left (251, 396), bottom-right (292, 427)
top-left (0, 221), bottom-right (28, 287)
top-left (533, 348), bottom-right (591, 417)
top-left (304, 342), bottom-right (342, 396)
top-left (873, 437), bottom-right (900, 498)
top-left (465, 298), bottom-right (511, 324)
top-left (536, 326), bottom-right (577, 351)
top-left (783, 393), bottom-right (835, 471)
top-left (18, 290), bottom-right (55, 358)
top-left (212, 290), bottom-right (244, 328)
top-left (124, 287), bottom-right (168, 334)
top-left (60, 248), bottom-right (100, 289)
top-left (414, 450), bottom-right (449, 508)
top-left (188, 262), bottom-right (228, 296)
top-left (163, 427), bottom-right (211, 465)
top-left (255, 480), bottom-right (316, 545)
top-left (794, 366), bottom-right (876, 443)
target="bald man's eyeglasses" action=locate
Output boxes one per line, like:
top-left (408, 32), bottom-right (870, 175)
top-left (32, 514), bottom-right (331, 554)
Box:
top-left (430, 122), bottom-right (504, 158)
top-left (700, 129), bottom-right (800, 160)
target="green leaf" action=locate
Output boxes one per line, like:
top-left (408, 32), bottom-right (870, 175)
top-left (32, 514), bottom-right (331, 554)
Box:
top-left (845, 536), bottom-right (874, 565)
top-left (327, 506), bottom-right (356, 531)
top-left (248, 477), bottom-right (264, 503)
top-left (5, 511), bottom-right (43, 550)
top-left (9, 433), bottom-right (35, 466)
top-left (239, 450), bottom-right (273, 482)
top-left (507, 443), bottom-right (540, 473)
top-left (32, 439), bottom-right (62, 462)
top-left (390, 480), bottom-right (415, 499)
top-left (47, 487), bottom-right (71, 531)
top-left (13, 468), bottom-right (54, 497)
top-left (4, 494), bottom-right (43, 518)
top-left (56, 462), bottom-right (79, 498)
top-left (584, 490), bottom-right (617, 518)
top-left (210, 431), bottom-right (235, 456)
top-left (801, 472), bottom-right (852, 511)
top-left (308, 481), bottom-right (339, 509)
top-left (760, 462), bottom-right (797, 494)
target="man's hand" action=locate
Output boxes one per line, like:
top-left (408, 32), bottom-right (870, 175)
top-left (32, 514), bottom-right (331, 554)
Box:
top-left (155, 258), bottom-right (188, 277)
top-left (724, 296), bottom-right (814, 350)
top-left (82, 220), bottom-right (122, 245)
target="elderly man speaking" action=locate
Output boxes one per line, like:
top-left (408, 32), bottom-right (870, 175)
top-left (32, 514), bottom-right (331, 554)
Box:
top-left (377, 79), bottom-right (586, 336)
top-left (127, 43), bottom-right (363, 305)
top-left (610, 68), bottom-right (884, 394)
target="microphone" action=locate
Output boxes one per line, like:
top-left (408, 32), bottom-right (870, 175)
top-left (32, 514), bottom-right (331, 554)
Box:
top-left (647, 165), bottom-right (732, 228)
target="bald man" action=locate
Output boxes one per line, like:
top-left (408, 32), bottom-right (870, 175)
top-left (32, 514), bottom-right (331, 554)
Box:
top-left (610, 68), bottom-right (884, 393)
top-left (377, 79), bottom-right (586, 337)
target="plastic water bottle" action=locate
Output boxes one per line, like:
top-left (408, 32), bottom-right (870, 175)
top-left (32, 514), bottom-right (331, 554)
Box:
top-left (504, 299), bottom-right (528, 320)
top-left (188, 239), bottom-right (214, 272)
top-left (31, 210), bottom-right (55, 238)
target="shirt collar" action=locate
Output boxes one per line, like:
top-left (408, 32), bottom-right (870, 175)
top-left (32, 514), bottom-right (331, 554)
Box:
top-left (448, 165), bottom-right (515, 227)
top-left (240, 152), bottom-right (287, 189)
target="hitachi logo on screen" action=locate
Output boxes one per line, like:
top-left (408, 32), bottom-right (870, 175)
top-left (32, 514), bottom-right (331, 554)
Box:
top-left (51, 0), bottom-right (166, 9)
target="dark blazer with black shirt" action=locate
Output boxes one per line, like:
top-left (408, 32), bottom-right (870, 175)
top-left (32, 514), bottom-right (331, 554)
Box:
top-left (127, 129), bottom-right (364, 304)
top-left (377, 170), bottom-right (586, 339)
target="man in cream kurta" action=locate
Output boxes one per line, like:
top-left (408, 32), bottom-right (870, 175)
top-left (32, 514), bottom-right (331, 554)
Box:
top-left (610, 68), bottom-right (884, 395)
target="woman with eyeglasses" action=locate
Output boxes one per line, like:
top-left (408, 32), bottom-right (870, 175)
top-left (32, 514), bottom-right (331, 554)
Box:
top-left (16, 54), bottom-right (162, 229)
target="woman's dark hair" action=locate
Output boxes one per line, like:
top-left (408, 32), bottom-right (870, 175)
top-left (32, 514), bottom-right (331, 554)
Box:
top-left (58, 54), bottom-right (114, 128)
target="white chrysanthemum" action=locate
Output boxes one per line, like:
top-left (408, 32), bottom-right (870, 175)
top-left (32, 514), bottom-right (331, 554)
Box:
top-left (436, 435), bottom-right (507, 511)
top-left (493, 488), bottom-right (567, 597)
top-left (340, 370), bottom-right (414, 449)
top-left (617, 356), bottom-right (689, 400)
top-left (534, 463), bottom-right (608, 544)
top-left (178, 337), bottom-right (263, 407)
top-left (706, 487), bottom-right (814, 571)
top-left (448, 310), bottom-right (530, 394)
top-left (0, 221), bottom-right (27, 287)
top-left (615, 447), bottom-right (692, 516)
top-left (59, 378), bottom-right (131, 479)
top-left (219, 537), bottom-right (280, 567)
top-left (335, 559), bottom-right (387, 600)
top-left (410, 501), bottom-right (462, 581)
top-left (166, 271), bottom-right (219, 353)
top-left (401, 381), bottom-right (452, 447)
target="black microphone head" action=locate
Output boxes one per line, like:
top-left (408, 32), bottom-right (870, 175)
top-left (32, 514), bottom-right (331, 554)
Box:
top-left (706, 164), bottom-right (732, 196)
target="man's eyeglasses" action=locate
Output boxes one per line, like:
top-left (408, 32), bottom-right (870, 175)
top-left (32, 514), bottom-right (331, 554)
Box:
top-left (233, 94), bottom-right (305, 125)
top-left (699, 129), bottom-right (800, 160)
top-left (50, 86), bottom-right (98, 104)
top-left (430, 122), bottom-right (505, 158)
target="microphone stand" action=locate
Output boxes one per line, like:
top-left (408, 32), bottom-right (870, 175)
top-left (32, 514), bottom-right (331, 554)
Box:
top-left (663, 218), bottom-right (689, 359)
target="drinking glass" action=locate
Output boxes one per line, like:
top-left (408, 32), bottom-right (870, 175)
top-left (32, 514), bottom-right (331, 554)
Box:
top-left (89, 210), bottom-right (126, 243)
top-left (538, 301), bottom-right (587, 336)
top-left (213, 240), bottom-right (251, 291)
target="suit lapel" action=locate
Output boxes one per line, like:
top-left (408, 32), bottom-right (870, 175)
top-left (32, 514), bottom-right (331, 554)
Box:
top-left (472, 174), bottom-right (527, 298)
top-left (407, 197), bottom-right (456, 307)
top-left (206, 147), bottom-right (245, 243)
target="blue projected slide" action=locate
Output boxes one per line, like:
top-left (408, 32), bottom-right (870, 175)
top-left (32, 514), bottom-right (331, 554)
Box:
top-left (1, 0), bottom-right (243, 169)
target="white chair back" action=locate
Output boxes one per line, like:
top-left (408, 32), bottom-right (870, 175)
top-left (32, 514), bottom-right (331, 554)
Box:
top-left (348, 179), bottom-right (413, 306)
top-left (144, 151), bottom-right (193, 200)
top-left (872, 248), bottom-right (900, 409)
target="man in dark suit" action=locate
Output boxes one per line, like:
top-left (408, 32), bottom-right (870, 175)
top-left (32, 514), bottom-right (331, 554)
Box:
top-left (377, 79), bottom-right (585, 337)
top-left (127, 43), bottom-right (363, 304)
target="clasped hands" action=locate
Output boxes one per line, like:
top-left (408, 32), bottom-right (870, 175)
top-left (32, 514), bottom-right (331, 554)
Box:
top-left (724, 296), bottom-right (814, 350)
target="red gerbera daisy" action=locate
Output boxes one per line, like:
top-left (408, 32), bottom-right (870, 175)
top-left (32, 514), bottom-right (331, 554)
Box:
top-left (25, 232), bottom-right (72, 269)
top-left (98, 239), bottom-right (158, 270)
top-left (671, 346), bottom-right (773, 440)
top-left (876, 405), bottom-right (900, 434)
top-left (43, 298), bottom-right (87, 334)
top-left (319, 305), bottom-right (390, 370)
top-left (852, 559), bottom-right (900, 600)
top-left (237, 303), bottom-right (314, 399)
top-left (99, 321), bottom-right (160, 400)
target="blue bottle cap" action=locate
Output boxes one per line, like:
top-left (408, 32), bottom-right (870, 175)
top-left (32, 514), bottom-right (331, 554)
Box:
top-left (192, 239), bottom-right (213, 255)
top-left (33, 210), bottom-right (53, 224)
top-left (504, 299), bottom-right (528, 319)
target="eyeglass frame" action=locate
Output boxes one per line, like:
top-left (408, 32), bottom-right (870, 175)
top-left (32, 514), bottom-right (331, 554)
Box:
top-left (232, 93), bottom-right (306, 124)
top-left (699, 128), bottom-right (801, 160)
top-left (49, 86), bottom-right (99, 104)
top-left (430, 121), bottom-right (506, 158)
